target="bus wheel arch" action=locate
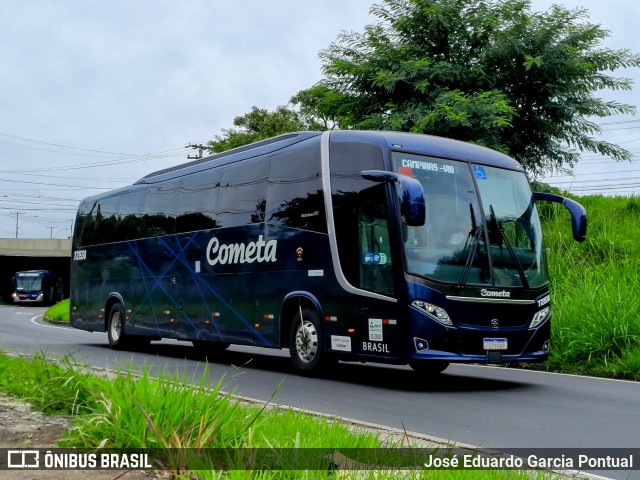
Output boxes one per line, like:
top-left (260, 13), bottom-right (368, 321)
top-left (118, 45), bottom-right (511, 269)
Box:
top-left (280, 293), bottom-right (322, 349)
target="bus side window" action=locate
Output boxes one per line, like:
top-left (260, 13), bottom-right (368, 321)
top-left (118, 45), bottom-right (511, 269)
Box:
top-left (74, 201), bottom-right (97, 248)
top-left (266, 147), bottom-right (326, 233)
top-left (118, 189), bottom-right (146, 241)
top-left (176, 169), bottom-right (220, 234)
top-left (94, 196), bottom-right (121, 245)
top-left (143, 181), bottom-right (180, 237)
top-left (218, 158), bottom-right (270, 228)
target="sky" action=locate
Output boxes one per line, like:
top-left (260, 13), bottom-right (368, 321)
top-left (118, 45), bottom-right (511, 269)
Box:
top-left (0, 0), bottom-right (638, 239)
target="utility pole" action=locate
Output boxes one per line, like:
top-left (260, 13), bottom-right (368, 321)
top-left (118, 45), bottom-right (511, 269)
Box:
top-left (186, 143), bottom-right (206, 160)
top-left (48, 226), bottom-right (55, 239)
top-left (11, 211), bottom-right (25, 238)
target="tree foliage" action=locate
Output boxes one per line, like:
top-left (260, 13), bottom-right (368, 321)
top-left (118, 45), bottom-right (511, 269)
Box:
top-left (302, 0), bottom-right (640, 174)
top-left (207, 105), bottom-right (324, 153)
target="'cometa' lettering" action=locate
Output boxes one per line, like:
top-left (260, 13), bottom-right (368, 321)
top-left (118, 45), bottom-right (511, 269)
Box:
top-left (206, 235), bottom-right (277, 266)
top-left (480, 289), bottom-right (511, 298)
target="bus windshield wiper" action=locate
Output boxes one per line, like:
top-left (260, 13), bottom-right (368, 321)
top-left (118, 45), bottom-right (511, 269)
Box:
top-left (489, 205), bottom-right (529, 290)
top-left (457, 203), bottom-right (482, 287)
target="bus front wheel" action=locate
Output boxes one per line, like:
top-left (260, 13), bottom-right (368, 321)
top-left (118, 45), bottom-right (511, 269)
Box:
top-left (107, 303), bottom-right (131, 350)
top-left (289, 308), bottom-right (333, 375)
top-left (409, 360), bottom-right (450, 375)
top-left (192, 340), bottom-right (230, 356)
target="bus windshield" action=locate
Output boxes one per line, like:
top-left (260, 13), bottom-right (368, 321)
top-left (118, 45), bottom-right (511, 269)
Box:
top-left (391, 152), bottom-right (548, 288)
top-left (15, 274), bottom-right (44, 291)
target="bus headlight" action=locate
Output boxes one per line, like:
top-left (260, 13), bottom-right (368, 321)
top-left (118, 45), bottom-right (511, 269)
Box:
top-left (412, 300), bottom-right (454, 327)
top-left (530, 306), bottom-right (550, 329)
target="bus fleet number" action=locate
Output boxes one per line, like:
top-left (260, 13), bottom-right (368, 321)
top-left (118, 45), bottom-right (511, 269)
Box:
top-left (73, 250), bottom-right (87, 261)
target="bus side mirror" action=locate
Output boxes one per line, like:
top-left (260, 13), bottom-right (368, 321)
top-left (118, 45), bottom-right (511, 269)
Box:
top-left (534, 192), bottom-right (587, 242)
top-left (362, 170), bottom-right (426, 226)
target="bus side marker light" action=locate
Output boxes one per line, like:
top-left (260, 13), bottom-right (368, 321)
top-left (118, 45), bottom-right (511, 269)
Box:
top-left (347, 328), bottom-right (356, 334)
top-left (255, 323), bottom-right (261, 328)
top-left (170, 318), bottom-right (175, 323)
top-left (263, 314), bottom-right (274, 319)
top-left (325, 316), bottom-right (338, 322)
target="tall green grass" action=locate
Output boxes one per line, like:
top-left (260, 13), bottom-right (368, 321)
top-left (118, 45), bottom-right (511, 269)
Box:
top-left (542, 195), bottom-right (640, 379)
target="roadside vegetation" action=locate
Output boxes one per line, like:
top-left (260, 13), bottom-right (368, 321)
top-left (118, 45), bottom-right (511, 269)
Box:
top-left (43, 298), bottom-right (69, 323)
top-left (543, 195), bottom-right (640, 380)
top-left (0, 352), bottom-right (555, 479)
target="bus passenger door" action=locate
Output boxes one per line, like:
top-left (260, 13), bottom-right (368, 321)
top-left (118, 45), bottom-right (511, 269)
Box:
top-left (357, 185), bottom-right (399, 356)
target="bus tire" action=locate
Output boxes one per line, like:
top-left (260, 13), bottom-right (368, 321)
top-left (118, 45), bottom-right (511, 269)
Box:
top-left (107, 302), bottom-right (131, 350)
top-left (409, 360), bottom-right (450, 375)
top-left (289, 308), bottom-right (332, 375)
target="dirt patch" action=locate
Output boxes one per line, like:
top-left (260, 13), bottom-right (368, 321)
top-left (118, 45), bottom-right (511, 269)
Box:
top-left (0, 393), bottom-right (163, 480)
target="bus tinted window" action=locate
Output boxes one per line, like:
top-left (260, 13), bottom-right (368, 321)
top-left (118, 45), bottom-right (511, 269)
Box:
top-left (94, 196), bottom-right (121, 245)
top-left (267, 148), bottom-right (326, 233)
top-left (143, 181), bottom-right (180, 237)
top-left (218, 157), bottom-right (270, 228)
top-left (176, 169), bottom-right (220, 233)
top-left (74, 200), bottom-right (96, 248)
top-left (118, 189), bottom-right (146, 240)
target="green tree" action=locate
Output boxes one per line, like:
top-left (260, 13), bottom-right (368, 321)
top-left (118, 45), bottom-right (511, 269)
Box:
top-left (207, 105), bottom-right (323, 153)
top-left (306, 0), bottom-right (640, 174)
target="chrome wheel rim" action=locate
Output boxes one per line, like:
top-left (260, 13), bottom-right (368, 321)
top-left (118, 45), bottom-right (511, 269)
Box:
top-left (294, 320), bottom-right (318, 364)
top-left (110, 310), bottom-right (121, 342)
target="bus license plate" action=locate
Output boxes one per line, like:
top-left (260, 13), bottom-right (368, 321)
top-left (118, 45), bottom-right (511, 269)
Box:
top-left (483, 338), bottom-right (508, 350)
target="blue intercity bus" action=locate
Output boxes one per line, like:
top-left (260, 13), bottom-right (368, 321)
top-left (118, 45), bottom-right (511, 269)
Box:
top-left (70, 130), bottom-right (586, 375)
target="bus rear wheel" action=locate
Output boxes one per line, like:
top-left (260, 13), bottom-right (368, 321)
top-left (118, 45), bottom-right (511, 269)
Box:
top-left (289, 308), bottom-right (332, 375)
top-left (107, 302), bottom-right (131, 350)
top-left (409, 360), bottom-right (450, 375)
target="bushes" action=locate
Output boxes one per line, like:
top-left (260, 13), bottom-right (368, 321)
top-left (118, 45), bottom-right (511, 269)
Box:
top-left (544, 195), bottom-right (640, 379)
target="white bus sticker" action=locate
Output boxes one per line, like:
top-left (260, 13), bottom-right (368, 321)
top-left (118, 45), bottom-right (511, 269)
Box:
top-left (331, 335), bottom-right (352, 352)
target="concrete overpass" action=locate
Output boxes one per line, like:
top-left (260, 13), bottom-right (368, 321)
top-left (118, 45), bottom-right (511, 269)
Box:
top-left (0, 238), bottom-right (71, 302)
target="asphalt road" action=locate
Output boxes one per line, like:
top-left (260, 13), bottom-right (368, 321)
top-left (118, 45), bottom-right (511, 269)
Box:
top-left (1, 304), bottom-right (638, 479)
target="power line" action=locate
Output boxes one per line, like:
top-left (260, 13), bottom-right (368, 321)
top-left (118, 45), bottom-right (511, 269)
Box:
top-left (0, 131), bottom-right (135, 155)
top-left (2, 148), bottom-right (186, 173)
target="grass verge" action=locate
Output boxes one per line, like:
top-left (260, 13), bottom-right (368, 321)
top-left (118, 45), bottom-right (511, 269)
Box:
top-left (44, 298), bottom-right (70, 323)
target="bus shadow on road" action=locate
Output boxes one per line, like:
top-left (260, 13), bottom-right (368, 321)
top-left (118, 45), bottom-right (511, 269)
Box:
top-left (99, 342), bottom-right (531, 394)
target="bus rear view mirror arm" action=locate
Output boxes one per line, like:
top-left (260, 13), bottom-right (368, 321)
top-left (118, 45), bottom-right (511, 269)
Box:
top-left (533, 191), bottom-right (587, 242)
top-left (362, 170), bottom-right (426, 227)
